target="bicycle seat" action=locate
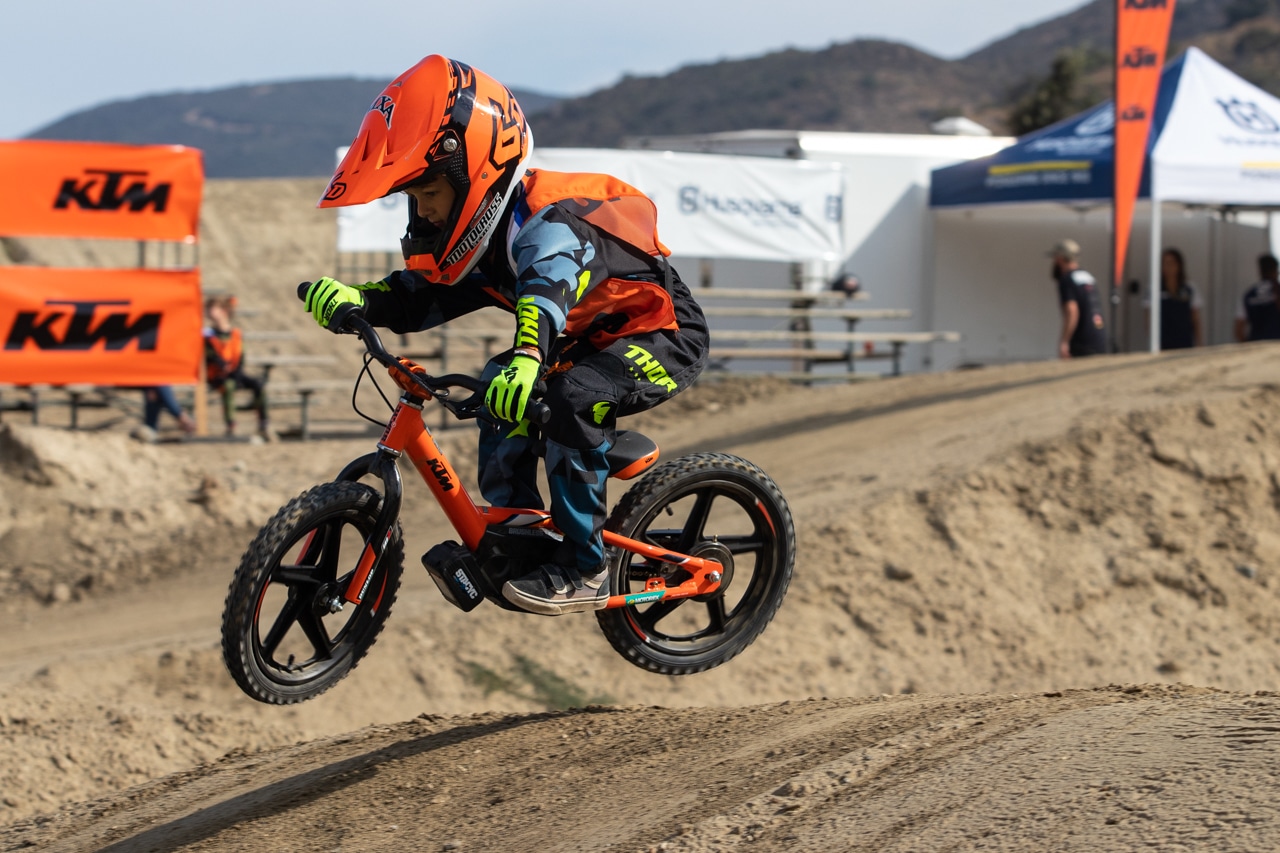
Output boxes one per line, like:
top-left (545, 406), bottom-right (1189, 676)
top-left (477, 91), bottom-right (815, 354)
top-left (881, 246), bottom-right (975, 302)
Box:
top-left (607, 430), bottom-right (659, 480)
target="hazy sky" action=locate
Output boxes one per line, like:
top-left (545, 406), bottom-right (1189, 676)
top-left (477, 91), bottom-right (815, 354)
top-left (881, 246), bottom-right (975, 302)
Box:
top-left (3, 0), bottom-right (1087, 139)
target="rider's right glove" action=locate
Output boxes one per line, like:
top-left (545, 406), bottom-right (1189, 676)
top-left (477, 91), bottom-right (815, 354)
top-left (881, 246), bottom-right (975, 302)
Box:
top-left (485, 354), bottom-right (541, 423)
top-left (303, 277), bottom-right (366, 331)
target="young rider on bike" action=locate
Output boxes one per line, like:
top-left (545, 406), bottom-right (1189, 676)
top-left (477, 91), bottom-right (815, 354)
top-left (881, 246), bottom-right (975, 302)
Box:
top-left (303, 55), bottom-right (708, 616)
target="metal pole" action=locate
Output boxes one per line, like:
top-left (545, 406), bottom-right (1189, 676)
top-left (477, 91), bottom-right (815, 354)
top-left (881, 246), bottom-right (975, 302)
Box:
top-left (1111, 0), bottom-right (1120, 353)
top-left (1149, 200), bottom-right (1162, 353)
top-left (1109, 201), bottom-right (1120, 353)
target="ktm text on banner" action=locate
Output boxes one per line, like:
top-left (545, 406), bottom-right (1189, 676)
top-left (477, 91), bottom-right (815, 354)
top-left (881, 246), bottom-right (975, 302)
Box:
top-left (1113, 0), bottom-right (1177, 285)
top-left (0, 141), bottom-right (203, 242)
top-left (0, 268), bottom-right (203, 385)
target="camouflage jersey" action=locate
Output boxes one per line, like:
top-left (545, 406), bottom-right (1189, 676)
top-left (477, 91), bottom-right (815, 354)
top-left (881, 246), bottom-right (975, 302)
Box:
top-left (358, 169), bottom-right (688, 358)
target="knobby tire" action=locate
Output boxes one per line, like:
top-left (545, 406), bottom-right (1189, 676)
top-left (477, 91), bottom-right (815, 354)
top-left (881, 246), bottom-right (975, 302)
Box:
top-left (596, 452), bottom-right (795, 675)
top-left (221, 481), bottom-right (403, 704)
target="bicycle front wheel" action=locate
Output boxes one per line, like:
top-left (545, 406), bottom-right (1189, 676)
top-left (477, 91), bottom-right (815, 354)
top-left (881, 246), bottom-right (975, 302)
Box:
top-left (597, 452), bottom-right (795, 675)
top-left (221, 481), bottom-right (403, 704)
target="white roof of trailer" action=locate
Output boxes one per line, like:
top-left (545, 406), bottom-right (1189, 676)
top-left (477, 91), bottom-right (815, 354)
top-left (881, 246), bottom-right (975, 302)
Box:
top-left (626, 129), bottom-right (1013, 161)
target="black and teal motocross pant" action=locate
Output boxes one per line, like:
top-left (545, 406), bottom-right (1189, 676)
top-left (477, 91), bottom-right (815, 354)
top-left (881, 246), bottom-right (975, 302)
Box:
top-left (477, 289), bottom-right (708, 572)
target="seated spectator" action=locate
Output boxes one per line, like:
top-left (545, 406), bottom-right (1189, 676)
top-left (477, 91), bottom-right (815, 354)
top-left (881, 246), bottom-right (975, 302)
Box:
top-left (1235, 254), bottom-right (1280, 343)
top-left (204, 296), bottom-right (271, 439)
top-left (131, 386), bottom-right (195, 443)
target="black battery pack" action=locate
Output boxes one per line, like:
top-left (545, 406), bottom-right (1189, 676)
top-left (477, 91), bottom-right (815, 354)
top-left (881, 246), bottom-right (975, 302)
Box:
top-left (422, 541), bottom-right (485, 612)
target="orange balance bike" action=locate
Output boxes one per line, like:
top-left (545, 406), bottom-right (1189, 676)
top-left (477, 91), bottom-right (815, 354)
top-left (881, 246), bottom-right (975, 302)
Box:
top-left (221, 302), bottom-right (795, 705)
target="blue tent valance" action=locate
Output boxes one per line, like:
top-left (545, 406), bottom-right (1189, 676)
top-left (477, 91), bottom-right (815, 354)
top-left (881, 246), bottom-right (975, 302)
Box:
top-left (929, 52), bottom-right (1186, 208)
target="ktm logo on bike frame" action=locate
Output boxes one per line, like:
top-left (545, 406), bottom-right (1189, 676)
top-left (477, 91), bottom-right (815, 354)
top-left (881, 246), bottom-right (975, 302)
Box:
top-left (5, 300), bottom-right (161, 351)
top-left (426, 457), bottom-right (455, 492)
top-left (55, 169), bottom-right (171, 213)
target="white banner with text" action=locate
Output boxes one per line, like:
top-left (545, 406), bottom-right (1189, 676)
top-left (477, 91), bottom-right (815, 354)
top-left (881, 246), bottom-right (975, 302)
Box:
top-left (335, 147), bottom-right (844, 263)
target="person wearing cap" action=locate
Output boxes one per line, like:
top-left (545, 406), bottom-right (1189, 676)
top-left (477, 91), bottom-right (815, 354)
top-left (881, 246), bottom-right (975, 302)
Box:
top-left (1049, 239), bottom-right (1107, 358)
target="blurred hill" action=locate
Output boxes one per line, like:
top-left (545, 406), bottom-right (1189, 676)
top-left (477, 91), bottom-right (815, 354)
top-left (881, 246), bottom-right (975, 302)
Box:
top-left (23, 0), bottom-right (1280, 173)
top-left (536, 0), bottom-right (1280, 146)
top-left (25, 79), bottom-right (561, 179)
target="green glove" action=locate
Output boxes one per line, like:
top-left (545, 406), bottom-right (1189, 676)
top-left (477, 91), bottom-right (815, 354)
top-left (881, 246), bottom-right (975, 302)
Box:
top-left (486, 354), bottom-right (541, 423)
top-left (304, 277), bottom-right (365, 330)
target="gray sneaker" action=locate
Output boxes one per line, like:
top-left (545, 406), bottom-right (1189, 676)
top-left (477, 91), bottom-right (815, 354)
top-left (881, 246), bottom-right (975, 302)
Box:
top-left (502, 562), bottom-right (611, 616)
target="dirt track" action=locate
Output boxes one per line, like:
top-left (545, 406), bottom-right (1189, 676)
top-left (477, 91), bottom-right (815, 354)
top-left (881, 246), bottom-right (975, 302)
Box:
top-left (11, 685), bottom-right (1280, 853)
top-left (6, 344), bottom-right (1280, 850)
top-left (6, 180), bottom-right (1280, 850)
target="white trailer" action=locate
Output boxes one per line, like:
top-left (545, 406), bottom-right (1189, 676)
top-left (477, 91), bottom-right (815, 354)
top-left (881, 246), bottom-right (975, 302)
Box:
top-left (626, 130), bottom-right (1013, 373)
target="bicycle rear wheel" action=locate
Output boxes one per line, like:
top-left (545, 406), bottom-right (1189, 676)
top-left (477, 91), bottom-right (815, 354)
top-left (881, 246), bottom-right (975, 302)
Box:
top-left (596, 452), bottom-right (795, 675)
top-left (221, 481), bottom-right (403, 704)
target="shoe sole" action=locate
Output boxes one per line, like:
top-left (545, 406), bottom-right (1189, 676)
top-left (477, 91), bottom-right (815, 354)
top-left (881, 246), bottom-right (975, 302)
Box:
top-left (501, 582), bottom-right (609, 616)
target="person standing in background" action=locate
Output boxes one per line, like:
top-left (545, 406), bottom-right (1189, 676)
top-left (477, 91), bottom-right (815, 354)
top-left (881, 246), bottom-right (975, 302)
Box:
top-left (1050, 239), bottom-right (1107, 358)
top-left (1235, 254), bottom-right (1280, 343)
top-left (1146, 247), bottom-right (1202, 350)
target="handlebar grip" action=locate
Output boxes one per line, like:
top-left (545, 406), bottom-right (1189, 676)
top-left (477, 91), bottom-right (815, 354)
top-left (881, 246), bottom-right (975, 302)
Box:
top-left (298, 281), bottom-right (363, 334)
top-left (526, 400), bottom-right (552, 426)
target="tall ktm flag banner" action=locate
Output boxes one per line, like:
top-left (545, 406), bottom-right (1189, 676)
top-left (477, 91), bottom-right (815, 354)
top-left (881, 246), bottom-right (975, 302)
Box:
top-left (0, 140), bottom-right (205, 384)
top-left (1113, 0), bottom-right (1177, 287)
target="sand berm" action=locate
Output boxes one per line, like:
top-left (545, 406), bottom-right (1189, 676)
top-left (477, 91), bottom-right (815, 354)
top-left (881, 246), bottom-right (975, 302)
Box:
top-left (3, 180), bottom-right (1280, 851)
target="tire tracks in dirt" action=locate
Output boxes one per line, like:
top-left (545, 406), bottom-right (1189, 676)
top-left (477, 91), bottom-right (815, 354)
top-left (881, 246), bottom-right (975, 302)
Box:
top-left (12, 685), bottom-right (1277, 853)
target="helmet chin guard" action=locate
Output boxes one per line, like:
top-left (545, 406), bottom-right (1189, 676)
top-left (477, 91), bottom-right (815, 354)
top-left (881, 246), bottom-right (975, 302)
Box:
top-left (320, 55), bottom-right (533, 284)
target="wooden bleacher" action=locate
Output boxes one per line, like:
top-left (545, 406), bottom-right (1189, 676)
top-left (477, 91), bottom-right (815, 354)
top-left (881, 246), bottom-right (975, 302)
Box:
top-left (693, 286), bottom-right (960, 379)
top-left (0, 384), bottom-right (114, 428)
top-left (366, 286), bottom-right (959, 383)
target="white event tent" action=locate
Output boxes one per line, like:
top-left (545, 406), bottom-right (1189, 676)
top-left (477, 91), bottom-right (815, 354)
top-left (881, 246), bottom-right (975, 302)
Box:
top-left (931, 47), bottom-right (1280, 357)
top-left (1150, 47), bottom-right (1280, 350)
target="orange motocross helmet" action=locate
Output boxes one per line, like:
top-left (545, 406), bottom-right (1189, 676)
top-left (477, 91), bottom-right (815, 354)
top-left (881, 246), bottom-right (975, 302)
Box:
top-left (318, 55), bottom-right (533, 284)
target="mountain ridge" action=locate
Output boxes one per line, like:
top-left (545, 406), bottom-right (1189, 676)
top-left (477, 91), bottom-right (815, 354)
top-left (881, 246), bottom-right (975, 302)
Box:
top-left (24, 0), bottom-right (1280, 177)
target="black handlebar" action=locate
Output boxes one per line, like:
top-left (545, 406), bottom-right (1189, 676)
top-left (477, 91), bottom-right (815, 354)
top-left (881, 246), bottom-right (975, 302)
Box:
top-left (296, 281), bottom-right (551, 426)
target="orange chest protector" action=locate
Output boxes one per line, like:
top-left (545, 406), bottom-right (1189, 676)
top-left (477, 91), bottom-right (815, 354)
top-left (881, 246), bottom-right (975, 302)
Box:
top-left (206, 328), bottom-right (243, 379)
top-left (518, 169), bottom-right (679, 348)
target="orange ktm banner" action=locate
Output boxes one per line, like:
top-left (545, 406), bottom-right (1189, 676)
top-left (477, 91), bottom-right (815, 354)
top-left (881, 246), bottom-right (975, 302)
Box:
top-left (0, 141), bottom-right (203, 242)
top-left (1113, 0), bottom-right (1177, 285)
top-left (0, 267), bottom-right (202, 385)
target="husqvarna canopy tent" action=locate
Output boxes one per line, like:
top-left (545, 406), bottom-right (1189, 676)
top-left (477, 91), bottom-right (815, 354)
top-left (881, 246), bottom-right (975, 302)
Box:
top-left (929, 47), bottom-right (1280, 353)
top-left (929, 47), bottom-right (1280, 210)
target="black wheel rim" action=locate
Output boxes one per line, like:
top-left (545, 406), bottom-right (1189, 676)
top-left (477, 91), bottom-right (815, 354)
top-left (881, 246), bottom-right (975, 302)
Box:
top-left (618, 475), bottom-right (782, 656)
top-left (250, 510), bottom-right (387, 686)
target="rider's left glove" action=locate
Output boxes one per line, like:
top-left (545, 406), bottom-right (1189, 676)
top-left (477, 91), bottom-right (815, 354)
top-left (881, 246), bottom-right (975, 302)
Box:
top-left (485, 354), bottom-right (541, 423)
top-left (304, 277), bottom-right (365, 331)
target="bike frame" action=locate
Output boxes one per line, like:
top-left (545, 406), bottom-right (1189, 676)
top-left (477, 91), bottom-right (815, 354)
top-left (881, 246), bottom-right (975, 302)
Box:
top-left (335, 389), bottom-right (724, 612)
